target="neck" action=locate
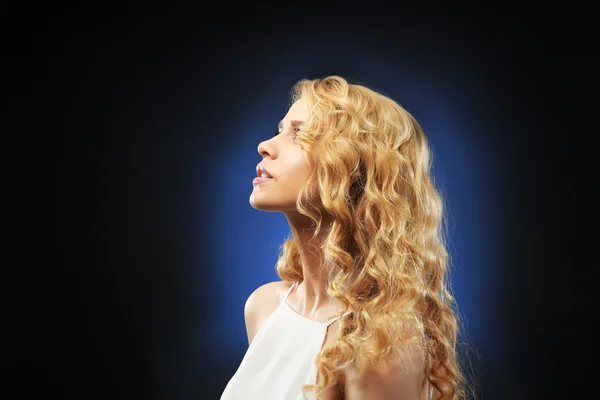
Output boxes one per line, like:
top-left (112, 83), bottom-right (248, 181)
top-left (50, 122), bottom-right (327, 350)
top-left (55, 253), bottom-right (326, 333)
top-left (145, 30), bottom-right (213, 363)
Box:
top-left (285, 212), bottom-right (343, 314)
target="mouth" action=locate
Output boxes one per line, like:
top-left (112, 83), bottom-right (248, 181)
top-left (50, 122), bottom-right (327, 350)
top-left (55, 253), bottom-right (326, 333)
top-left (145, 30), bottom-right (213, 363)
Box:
top-left (256, 164), bottom-right (274, 179)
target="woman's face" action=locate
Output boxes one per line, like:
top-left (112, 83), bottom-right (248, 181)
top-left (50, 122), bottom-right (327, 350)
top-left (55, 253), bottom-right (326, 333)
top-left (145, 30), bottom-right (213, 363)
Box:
top-left (250, 98), bottom-right (315, 213)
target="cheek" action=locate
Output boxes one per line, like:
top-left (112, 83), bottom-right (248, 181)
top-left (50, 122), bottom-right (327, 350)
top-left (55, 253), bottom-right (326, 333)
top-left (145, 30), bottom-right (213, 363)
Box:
top-left (288, 151), bottom-right (315, 191)
top-left (290, 154), bottom-right (312, 181)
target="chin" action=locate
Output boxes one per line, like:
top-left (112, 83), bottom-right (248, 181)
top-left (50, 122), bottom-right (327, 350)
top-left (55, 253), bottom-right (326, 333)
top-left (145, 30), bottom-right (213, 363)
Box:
top-left (249, 195), bottom-right (291, 212)
top-left (249, 195), bottom-right (274, 211)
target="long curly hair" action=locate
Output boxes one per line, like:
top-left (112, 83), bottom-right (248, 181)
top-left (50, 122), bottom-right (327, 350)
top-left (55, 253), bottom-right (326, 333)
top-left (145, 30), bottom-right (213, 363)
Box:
top-left (274, 76), bottom-right (467, 399)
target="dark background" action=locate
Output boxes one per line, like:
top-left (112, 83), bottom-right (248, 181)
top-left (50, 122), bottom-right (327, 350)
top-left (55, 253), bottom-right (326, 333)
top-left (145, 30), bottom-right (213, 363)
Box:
top-left (27, 5), bottom-right (594, 400)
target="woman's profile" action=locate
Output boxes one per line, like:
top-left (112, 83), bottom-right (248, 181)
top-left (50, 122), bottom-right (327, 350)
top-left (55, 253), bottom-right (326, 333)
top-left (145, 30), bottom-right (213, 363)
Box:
top-left (220, 76), bottom-right (467, 400)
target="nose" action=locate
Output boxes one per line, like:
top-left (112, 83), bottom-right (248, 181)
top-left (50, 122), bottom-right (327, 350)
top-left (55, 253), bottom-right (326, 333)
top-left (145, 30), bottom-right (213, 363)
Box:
top-left (257, 138), bottom-right (276, 158)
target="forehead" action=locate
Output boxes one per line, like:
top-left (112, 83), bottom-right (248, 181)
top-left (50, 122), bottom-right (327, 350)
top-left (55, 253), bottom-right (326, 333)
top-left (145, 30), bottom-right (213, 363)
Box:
top-left (283, 98), bottom-right (309, 123)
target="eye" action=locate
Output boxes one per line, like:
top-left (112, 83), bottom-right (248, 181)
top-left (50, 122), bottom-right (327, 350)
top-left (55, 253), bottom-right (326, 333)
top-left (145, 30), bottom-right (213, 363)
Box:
top-left (272, 127), bottom-right (300, 140)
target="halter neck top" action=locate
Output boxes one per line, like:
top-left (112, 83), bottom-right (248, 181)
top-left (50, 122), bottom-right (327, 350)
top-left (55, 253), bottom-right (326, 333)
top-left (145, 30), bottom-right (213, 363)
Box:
top-left (220, 281), bottom-right (353, 400)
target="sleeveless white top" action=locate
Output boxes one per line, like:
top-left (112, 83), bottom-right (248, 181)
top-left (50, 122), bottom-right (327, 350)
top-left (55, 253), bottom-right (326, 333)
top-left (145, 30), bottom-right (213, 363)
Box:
top-left (220, 281), bottom-right (353, 400)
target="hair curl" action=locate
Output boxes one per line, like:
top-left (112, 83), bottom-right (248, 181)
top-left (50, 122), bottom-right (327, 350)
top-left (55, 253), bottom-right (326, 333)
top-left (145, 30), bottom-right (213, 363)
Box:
top-left (274, 76), bottom-right (467, 399)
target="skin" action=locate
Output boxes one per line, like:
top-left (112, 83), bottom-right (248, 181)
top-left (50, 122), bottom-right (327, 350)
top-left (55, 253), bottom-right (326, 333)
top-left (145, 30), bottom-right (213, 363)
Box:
top-left (250, 98), bottom-right (343, 319)
top-left (246, 98), bottom-right (429, 399)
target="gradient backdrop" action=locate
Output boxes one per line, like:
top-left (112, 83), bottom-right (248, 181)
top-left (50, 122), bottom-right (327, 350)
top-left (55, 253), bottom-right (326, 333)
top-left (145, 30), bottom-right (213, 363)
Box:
top-left (33, 6), bottom-right (591, 400)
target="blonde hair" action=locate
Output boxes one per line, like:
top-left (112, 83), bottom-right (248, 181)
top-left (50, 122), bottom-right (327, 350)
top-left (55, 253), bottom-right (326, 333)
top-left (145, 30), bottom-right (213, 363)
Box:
top-left (275, 76), bottom-right (467, 399)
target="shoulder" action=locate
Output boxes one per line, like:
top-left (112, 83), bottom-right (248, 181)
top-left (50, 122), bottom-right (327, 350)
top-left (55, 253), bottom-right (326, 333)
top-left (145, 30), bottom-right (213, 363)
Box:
top-left (343, 343), bottom-right (429, 400)
top-left (244, 280), bottom-right (293, 345)
top-left (244, 280), bottom-right (292, 316)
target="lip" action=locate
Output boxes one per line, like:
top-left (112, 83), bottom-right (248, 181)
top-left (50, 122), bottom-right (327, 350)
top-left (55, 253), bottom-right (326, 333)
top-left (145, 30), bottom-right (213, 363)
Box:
top-left (253, 176), bottom-right (273, 184)
top-left (256, 164), bottom-right (274, 179)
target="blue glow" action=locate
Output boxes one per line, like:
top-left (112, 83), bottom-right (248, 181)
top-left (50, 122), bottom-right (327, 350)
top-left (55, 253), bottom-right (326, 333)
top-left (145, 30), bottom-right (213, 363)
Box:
top-left (180, 45), bottom-right (499, 380)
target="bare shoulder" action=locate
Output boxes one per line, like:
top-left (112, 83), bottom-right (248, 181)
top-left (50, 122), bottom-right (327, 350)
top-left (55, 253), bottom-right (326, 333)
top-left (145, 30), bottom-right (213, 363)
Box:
top-left (244, 280), bottom-right (293, 345)
top-left (244, 280), bottom-right (291, 317)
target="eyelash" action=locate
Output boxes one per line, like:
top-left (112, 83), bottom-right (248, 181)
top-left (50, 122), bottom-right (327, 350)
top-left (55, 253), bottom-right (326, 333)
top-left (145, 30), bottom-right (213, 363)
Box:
top-left (273, 127), bottom-right (301, 140)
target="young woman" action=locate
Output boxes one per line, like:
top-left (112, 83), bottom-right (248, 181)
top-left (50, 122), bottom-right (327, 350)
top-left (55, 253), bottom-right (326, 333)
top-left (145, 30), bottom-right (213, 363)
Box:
top-left (221, 76), bottom-right (466, 400)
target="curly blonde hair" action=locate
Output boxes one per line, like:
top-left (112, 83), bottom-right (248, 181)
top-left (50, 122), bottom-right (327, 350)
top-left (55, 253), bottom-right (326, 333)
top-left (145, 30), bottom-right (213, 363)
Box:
top-left (274, 76), bottom-right (466, 399)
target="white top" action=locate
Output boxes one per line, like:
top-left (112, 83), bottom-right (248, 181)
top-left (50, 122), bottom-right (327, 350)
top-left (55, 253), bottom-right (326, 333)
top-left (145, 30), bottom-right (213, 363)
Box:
top-left (220, 281), bottom-right (353, 400)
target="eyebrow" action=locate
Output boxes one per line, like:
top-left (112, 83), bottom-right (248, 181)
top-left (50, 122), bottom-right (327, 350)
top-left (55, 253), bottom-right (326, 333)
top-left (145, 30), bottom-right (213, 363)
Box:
top-left (278, 120), bottom-right (305, 131)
